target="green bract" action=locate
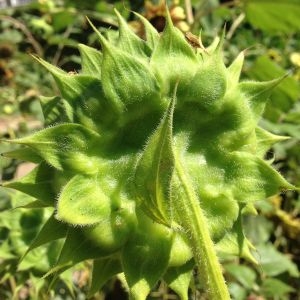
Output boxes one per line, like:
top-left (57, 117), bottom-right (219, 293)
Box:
top-left (1, 9), bottom-right (293, 300)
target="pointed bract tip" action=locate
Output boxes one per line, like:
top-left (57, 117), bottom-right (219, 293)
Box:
top-left (280, 179), bottom-right (297, 192)
top-left (268, 74), bottom-right (289, 90)
top-left (206, 36), bottom-right (220, 54)
top-left (114, 8), bottom-right (127, 29)
top-left (0, 138), bottom-right (16, 144)
top-left (133, 11), bottom-right (158, 32)
top-left (19, 250), bottom-right (30, 264)
top-left (241, 75), bottom-right (289, 101)
top-left (274, 135), bottom-right (291, 142)
top-left (164, 5), bottom-right (174, 29)
top-left (242, 203), bottom-right (258, 215)
top-left (114, 8), bottom-right (125, 22)
top-left (242, 44), bottom-right (257, 57)
top-left (86, 17), bottom-right (110, 51)
top-left (30, 53), bottom-right (39, 61)
top-left (216, 24), bottom-right (226, 53)
top-left (238, 50), bottom-right (245, 59)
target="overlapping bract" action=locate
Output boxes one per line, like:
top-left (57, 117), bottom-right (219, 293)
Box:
top-left (2, 9), bottom-right (293, 300)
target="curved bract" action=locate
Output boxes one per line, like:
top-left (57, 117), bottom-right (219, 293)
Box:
top-left (2, 9), bottom-right (293, 300)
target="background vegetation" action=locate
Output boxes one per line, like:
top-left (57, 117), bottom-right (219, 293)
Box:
top-left (0, 0), bottom-right (299, 299)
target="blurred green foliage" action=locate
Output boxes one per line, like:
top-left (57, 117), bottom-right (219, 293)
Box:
top-left (0, 0), bottom-right (299, 299)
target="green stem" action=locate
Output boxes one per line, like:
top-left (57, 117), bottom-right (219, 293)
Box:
top-left (173, 157), bottom-right (231, 300)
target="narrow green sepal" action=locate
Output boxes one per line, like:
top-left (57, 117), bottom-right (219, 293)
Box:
top-left (150, 8), bottom-right (197, 95)
top-left (135, 87), bottom-right (176, 225)
top-left (206, 36), bottom-right (220, 53)
top-left (88, 258), bottom-right (122, 297)
top-left (88, 19), bottom-right (132, 112)
top-left (8, 124), bottom-right (100, 172)
top-left (255, 127), bottom-right (290, 158)
top-left (78, 43), bottom-right (102, 77)
top-left (88, 17), bottom-right (161, 111)
top-left (20, 213), bottom-right (67, 262)
top-left (3, 163), bottom-right (55, 205)
top-left (56, 174), bottom-right (110, 226)
top-left (1, 147), bottom-right (42, 163)
top-left (114, 9), bottom-right (151, 57)
top-left (164, 260), bottom-right (194, 300)
top-left (215, 25), bottom-right (226, 54)
top-left (227, 51), bottom-right (244, 87)
top-left (133, 12), bottom-right (160, 49)
top-left (239, 76), bottom-right (287, 120)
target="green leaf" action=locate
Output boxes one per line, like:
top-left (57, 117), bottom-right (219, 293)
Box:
top-left (52, 10), bottom-right (76, 32)
top-left (246, 56), bottom-right (300, 121)
top-left (47, 35), bottom-right (78, 48)
top-left (21, 214), bottom-right (67, 261)
top-left (3, 163), bottom-right (55, 205)
top-left (225, 264), bottom-right (256, 289)
top-left (56, 174), bottom-right (111, 226)
top-left (257, 243), bottom-right (299, 277)
top-left (57, 268), bottom-right (75, 297)
top-left (261, 120), bottom-right (300, 139)
top-left (261, 278), bottom-right (295, 298)
top-left (135, 89), bottom-right (176, 225)
top-left (88, 258), bottom-right (122, 297)
top-left (228, 282), bottom-right (247, 300)
top-left (122, 210), bottom-right (173, 300)
top-left (244, 215), bottom-right (274, 244)
top-left (19, 200), bottom-right (50, 209)
top-left (239, 76), bottom-right (285, 121)
top-left (216, 211), bottom-right (257, 264)
top-left (0, 240), bottom-right (16, 259)
top-left (18, 247), bottom-right (53, 273)
top-left (164, 260), bottom-right (194, 300)
top-left (78, 44), bottom-right (102, 77)
top-left (244, 0), bottom-right (300, 34)
top-left (7, 124), bottom-right (100, 173)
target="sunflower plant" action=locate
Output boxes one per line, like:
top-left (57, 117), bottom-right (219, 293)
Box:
top-left (1, 9), bottom-right (294, 300)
